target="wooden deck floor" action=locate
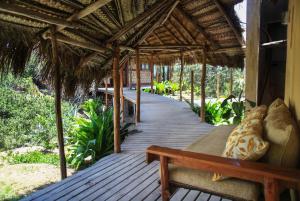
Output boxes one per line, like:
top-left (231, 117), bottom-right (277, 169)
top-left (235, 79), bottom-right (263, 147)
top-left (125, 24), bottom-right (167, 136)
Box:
top-left (22, 90), bottom-right (232, 201)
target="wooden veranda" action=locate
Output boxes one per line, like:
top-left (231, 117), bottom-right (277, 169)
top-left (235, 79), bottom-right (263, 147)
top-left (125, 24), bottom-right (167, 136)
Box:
top-left (22, 90), bottom-right (218, 201)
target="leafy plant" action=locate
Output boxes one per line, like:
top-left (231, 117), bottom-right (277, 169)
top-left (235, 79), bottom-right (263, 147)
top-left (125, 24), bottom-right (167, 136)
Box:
top-left (0, 73), bottom-right (74, 150)
top-left (154, 81), bottom-right (165, 95)
top-left (143, 88), bottom-right (151, 93)
top-left (221, 91), bottom-right (245, 124)
top-left (8, 151), bottom-right (59, 166)
top-left (67, 99), bottom-right (130, 170)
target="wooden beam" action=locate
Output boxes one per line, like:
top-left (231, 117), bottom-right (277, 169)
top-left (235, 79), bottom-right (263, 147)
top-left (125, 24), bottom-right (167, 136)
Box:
top-left (191, 70), bottom-right (194, 107)
top-left (136, 48), bottom-right (141, 123)
top-left (45, 33), bottom-right (108, 53)
top-left (107, 0), bottom-right (168, 43)
top-left (152, 31), bottom-right (164, 45)
top-left (149, 54), bottom-right (154, 94)
top-left (50, 27), bottom-right (67, 180)
top-left (112, 44), bottom-right (121, 153)
top-left (160, 156), bottom-right (170, 201)
top-left (200, 48), bottom-right (207, 122)
top-left (161, 0), bottom-right (180, 25)
top-left (169, 15), bottom-right (196, 44)
top-left (139, 45), bottom-right (204, 49)
top-left (179, 50), bottom-right (184, 101)
top-left (0, 2), bottom-right (77, 28)
top-left (213, 0), bottom-right (245, 45)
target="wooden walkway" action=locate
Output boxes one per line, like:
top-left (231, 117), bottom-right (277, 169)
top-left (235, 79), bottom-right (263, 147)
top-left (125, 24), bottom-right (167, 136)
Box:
top-left (22, 90), bottom-right (232, 201)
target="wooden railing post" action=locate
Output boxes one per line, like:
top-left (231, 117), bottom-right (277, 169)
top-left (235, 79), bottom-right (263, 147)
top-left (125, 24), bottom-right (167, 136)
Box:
top-left (150, 54), bottom-right (154, 94)
top-left (179, 50), bottom-right (184, 101)
top-left (120, 65), bottom-right (125, 123)
top-left (136, 47), bottom-right (141, 123)
top-left (105, 78), bottom-right (108, 107)
top-left (191, 70), bottom-right (194, 107)
top-left (112, 43), bottom-right (121, 153)
top-left (50, 26), bottom-right (67, 180)
top-left (264, 178), bottom-right (279, 201)
top-left (160, 156), bottom-right (170, 201)
top-left (200, 48), bottom-right (207, 122)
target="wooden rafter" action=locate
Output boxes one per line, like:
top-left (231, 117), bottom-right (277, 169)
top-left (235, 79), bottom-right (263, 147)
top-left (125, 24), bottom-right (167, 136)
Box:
top-left (42, 0), bottom-right (112, 38)
top-left (0, 2), bottom-right (77, 28)
top-left (152, 31), bottom-right (164, 45)
top-left (107, 0), bottom-right (168, 43)
top-left (213, 0), bottom-right (244, 45)
top-left (44, 33), bottom-right (109, 53)
top-left (169, 15), bottom-right (196, 44)
top-left (161, 0), bottom-right (180, 25)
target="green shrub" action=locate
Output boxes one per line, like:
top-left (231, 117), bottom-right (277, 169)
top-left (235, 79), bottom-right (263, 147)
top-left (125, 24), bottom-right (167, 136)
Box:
top-left (0, 74), bottom-right (75, 150)
top-left (67, 99), bottom-right (130, 170)
top-left (143, 88), bottom-right (151, 93)
top-left (8, 151), bottom-right (60, 166)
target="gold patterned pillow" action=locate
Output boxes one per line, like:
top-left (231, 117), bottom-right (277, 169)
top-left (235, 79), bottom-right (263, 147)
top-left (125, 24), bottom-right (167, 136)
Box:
top-left (243, 105), bottom-right (268, 122)
top-left (212, 116), bottom-right (269, 181)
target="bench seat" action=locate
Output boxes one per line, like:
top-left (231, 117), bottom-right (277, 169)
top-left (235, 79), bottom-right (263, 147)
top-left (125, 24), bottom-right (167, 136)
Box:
top-left (168, 126), bottom-right (260, 201)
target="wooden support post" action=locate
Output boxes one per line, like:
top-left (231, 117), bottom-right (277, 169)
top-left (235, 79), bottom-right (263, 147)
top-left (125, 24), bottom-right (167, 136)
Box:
top-left (50, 27), bottom-right (67, 180)
top-left (191, 70), bottom-right (194, 107)
top-left (150, 54), bottom-right (154, 94)
top-left (179, 50), bottom-right (184, 101)
top-left (105, 78), bottom-right (108, 107)
top-left (112, 43), bottom-right (121, 153)
top-left (120, 65), bottom-right (125, 123)
top-left (200, 49), bottom-right (207, 122)
top-left (160, 156), bottom-right (170, 201)
top-left (264, 178), bottom-right (279, 201)
top-left (216, 71), bottom-right (220, 99)
top-left (229, 68), bottom-right (233, 95)
top-left (136, 48), bottom-right (141, 123)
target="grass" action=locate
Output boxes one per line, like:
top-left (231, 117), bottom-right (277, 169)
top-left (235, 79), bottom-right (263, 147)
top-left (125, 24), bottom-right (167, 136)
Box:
top-left (9, 151), bottom-right (60, 166)
top-left (0, 182), bottom-right (22, 201)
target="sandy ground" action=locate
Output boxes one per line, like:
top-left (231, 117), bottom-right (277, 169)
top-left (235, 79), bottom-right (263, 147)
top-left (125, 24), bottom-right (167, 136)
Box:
top-left (0, 164), bottom-right (74, 200)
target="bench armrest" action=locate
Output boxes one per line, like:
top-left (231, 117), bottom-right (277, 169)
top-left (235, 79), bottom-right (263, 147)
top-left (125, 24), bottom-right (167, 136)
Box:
top-left (146, 145), bottom-right (300, 191)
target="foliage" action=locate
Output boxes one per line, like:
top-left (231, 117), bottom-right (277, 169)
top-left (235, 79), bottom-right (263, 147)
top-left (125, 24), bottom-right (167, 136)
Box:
top-left (154, 81), bottom-right (165, 95)
top-left (221, 92), bottom-right (245, 124)
top-left (8, 151), bottom-right (59, 166)
top-left (0, 73), bottom-right (75, 151)
top-left (0, 183), bottom-right (22, 201)
top-left (190, 94), bottom-right (245, 125)
top-left (67, 99), bottom-right (130, 170)
top-left (143, 88), bottom-right (151, 93)
top-left (171, 64), bottom-right (245, 98)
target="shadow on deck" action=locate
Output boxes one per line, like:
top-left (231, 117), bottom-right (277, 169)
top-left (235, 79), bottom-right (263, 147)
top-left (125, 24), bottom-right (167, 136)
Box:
top-left (22, 90), bottom-right (229, 201)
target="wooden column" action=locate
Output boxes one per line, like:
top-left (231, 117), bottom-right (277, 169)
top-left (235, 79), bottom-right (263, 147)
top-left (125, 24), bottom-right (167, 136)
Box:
top-left (120, 65), bottom-right (125, 123)
top-left (264, 178), bottom-right (279, 201)
top-left (216, 71), bottom-right (220, 99)
top-left (179, 50), bottom-right (184, 101)
top-left (50, 27), bottom-right (67, 180)
top-left (200, 49), bottom-right (207, 122)
top-left (112, 44), bottom-right (121, 153)
top-left (150, 54), bottom-right (154, 94)
top-left (160, 156), bottom-right (170, 201)
top-left (191, 70), bottom-right (194, 107)
top-left (229, 68), bottom-right (233, 95)
top-left (104, 78), bottom-right (108, 106)
top-left (136, 48), bottom-right (141, 123)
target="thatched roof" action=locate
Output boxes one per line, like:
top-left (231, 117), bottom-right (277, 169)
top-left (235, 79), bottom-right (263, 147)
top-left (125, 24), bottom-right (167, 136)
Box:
top-left (0, 0), bottom-right (244, 96)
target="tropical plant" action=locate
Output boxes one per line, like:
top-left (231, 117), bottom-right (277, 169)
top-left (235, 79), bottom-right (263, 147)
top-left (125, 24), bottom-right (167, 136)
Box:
top-left (169, 82), bottom-right (179, 95)
top-left (154, 81), bottom-right (165, 95)
top-left (0, 73), bottom-right (74, 150)
top-left (67, 99), bottom-right (130, 169)
top-left (221, 91), bottom-right (245, 124)
top-left (143, 88), bottom-right (151, 93)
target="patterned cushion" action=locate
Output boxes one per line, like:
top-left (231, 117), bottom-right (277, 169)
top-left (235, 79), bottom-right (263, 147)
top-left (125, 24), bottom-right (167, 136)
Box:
top-left (243, 105), bottom-right (268, 122)
top-left (213, 107), bottom-right (269, 181)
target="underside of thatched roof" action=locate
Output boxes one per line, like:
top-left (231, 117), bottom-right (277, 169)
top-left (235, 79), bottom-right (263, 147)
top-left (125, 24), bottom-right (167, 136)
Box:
top-left (0, 0), bottom-right (244, 96)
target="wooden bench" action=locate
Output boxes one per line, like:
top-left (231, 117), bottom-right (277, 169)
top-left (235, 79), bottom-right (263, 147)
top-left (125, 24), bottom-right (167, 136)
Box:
top-left (146, 145), bottom-right (300, 201)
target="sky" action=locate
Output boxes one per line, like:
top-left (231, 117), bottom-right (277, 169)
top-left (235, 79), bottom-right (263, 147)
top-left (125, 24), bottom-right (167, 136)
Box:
top-left (234, 0), bottom-right (247, 40)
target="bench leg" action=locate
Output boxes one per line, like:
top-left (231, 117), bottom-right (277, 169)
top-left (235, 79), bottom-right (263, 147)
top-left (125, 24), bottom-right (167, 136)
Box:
top-left (160, 156), bottom-right (170, 201)
top-left (264, 178), bottom-right (279, 201)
